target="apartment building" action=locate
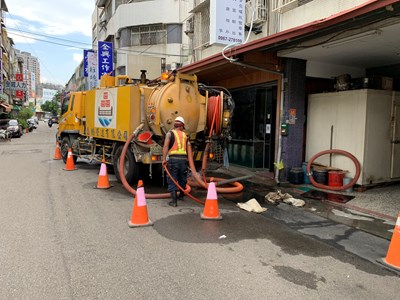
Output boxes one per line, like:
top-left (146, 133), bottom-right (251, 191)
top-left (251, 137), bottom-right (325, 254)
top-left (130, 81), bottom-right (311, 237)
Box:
top-left (180, 0), bottom-right (400, 187)
top-left (15, 50), bottom-right (40, 103)
top-left (87, 0), bottom-right (400, 187)
top-left (93, 0), bottom-right (191, 80)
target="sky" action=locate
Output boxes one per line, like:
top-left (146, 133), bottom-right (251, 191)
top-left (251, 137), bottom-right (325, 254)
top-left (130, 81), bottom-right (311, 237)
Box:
top-left (5, 1), bottom-right (94, 86)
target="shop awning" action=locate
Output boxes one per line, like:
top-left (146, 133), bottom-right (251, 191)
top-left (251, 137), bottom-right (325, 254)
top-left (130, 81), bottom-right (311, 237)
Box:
top-left (0, 103), bottom-right (12, 112)
top-left (12, 105), bottom-right (21, 111)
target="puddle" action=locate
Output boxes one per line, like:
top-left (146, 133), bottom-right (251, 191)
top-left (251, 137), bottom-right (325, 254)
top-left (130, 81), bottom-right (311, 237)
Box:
top-left (305, 200), bottom-right (394, 240)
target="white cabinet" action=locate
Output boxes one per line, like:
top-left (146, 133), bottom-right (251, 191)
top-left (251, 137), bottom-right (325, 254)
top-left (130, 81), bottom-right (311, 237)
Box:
top-left (306, 89), bottom-right (398, 185)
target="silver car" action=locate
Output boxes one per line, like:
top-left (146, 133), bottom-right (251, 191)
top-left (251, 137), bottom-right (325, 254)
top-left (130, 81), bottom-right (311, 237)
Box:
top-left (7, 119), bottom-right (23, 138)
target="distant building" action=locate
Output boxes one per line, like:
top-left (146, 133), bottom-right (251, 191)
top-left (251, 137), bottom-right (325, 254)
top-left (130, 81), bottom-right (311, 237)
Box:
top-left (42, 88), bottom-right (58, 104)
top-left (15, 50), bottom-right (41, 101)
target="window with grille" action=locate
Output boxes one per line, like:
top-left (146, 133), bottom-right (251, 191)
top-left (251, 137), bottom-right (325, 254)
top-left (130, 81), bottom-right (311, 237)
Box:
top-left (131, 24), bottom-right (167, 46)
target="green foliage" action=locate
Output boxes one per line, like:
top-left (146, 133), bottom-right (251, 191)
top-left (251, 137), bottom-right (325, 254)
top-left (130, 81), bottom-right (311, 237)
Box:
top-left (41, 91), bottom-right (62, 115)
top-left (15, 106), bottom-right (34, 129)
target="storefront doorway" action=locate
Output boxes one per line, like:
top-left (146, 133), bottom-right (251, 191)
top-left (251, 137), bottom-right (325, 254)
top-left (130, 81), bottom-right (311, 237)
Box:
top-left (228, 84), bottom-right (277, 171)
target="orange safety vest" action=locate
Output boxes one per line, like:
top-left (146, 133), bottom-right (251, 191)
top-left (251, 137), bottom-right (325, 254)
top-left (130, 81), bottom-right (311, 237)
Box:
top-left (169, 130), bottom-right (187, 156)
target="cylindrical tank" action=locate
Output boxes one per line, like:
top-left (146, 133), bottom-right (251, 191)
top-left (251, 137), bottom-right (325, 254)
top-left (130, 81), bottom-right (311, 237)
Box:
top-left (145, 73), bottom-right (207, 137)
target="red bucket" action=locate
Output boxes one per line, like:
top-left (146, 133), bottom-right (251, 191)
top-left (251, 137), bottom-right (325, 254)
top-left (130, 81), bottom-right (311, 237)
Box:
top-left (328, 171), bottom-right (344, 187)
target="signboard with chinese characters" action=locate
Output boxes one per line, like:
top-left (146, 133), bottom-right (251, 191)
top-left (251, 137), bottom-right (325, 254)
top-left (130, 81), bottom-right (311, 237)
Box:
top-left (5, 80), bottom-right (27, 91)
top-left (95, 89), bottom-right (117, 129)
top-left (98, 41), bottom-right (113, 79)
top-left (31, 72), bottom-right (36, 98)
top-left (15, 74), bottom-right (24, 99)
top-left (84, 50), bottom-right (98, 89)
top-left (0, 47), bottom-right (2, 94)
top-left (210, 0), bottom-right (245, 45)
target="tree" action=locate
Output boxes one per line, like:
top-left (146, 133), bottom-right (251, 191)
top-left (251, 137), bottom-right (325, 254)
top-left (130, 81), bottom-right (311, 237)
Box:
top-left (41, 91), bottom-right (62, 116)
top-left (15, 104), bottom-right (34, 129)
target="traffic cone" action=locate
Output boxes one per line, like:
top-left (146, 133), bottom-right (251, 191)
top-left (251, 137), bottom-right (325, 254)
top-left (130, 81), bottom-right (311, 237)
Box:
top-left (53, 142), bottom-right (62, 160)
top-left (128, 180), bottom-right (153, 228)
top-left (200, 179), bottom-right (222, 220)
top-left (96, 159), bottom-right (111, 189)
top-left (63, 148), bottom-right (76, 171)
top-left (380, 213), bottom-right (400, 271)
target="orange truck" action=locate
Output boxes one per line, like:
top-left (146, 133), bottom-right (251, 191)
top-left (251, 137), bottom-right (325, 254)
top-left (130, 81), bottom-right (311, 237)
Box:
top-left (56, 71), bottom-right (234, 184)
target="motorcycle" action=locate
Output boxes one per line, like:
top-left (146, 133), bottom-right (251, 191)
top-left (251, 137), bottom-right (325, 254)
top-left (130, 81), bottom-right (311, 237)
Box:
top-left (48, 116), bottom-right (59, 128)
top-left (27, 120), bottom-right (35, 132)
top-left (0, 129), bottom-right (11, 141)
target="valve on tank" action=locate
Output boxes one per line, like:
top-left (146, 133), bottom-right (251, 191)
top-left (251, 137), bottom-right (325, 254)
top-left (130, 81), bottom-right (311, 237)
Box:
top-left (140, 70), bottom-right (147, 84)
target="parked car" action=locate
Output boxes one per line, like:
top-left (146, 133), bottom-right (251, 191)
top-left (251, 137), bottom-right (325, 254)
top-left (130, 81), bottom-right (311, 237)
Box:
top-left (48, 116), bottom-right (59, 128)
top-left (7, 119), bottom-right (23, 138)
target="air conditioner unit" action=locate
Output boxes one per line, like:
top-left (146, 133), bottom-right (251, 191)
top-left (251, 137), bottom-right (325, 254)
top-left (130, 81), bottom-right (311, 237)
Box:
top-left (185, 17), bottom-right (194, 35)
top-left (245, 0), bottom-right (267, 27)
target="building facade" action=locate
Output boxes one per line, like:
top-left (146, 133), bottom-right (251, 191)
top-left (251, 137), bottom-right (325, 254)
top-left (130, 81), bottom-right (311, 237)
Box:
top-left (88, 0), bottom-right (400, 187)
top-left (93, 0), bottom-right (191, 80)
top-left (180, 0), bottom-right (400, 186)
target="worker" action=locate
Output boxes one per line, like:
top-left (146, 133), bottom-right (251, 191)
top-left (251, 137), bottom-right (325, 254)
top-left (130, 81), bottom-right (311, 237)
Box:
top-left (162, 116), bottom-right (191, 207)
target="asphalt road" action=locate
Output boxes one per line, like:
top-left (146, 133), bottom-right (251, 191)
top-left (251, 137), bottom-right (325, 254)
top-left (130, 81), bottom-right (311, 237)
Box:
top-left (0, 122), bottom-right (398, 299)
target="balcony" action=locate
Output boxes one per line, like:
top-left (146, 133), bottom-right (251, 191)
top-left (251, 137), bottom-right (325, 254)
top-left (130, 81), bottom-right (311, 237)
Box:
top-left (271, 0), bottom-right (299, 13)
top-left (96, 0), bottom-right (107, 8)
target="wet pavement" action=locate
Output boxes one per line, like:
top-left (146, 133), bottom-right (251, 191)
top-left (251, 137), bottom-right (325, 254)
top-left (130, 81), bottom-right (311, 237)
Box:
top-left (204, 163), bottom-right (400, 273)
top-left (45, 155), bottom-right (400, 273)
top-left (206, 164), bottom-right (399, 240)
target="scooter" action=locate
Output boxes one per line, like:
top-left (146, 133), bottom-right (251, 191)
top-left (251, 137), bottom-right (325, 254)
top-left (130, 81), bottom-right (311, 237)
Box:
top-left (0, 129), bottom-right (11, 141)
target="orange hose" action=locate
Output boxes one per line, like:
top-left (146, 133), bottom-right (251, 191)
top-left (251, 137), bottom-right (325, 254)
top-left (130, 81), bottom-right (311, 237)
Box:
top-left (119, 131), bottom-right (190, 199)
top-left (306, 149), bottom-right (361, 191)
top-left (120, 131), bottom-right (244, 200)
top-left (207, 95), bottom-right (221, 136)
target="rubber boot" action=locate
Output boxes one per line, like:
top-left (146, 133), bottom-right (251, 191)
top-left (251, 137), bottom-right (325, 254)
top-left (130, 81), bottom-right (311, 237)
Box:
top-left (177, 191), bottom-right (184, 201)
top-left (169, 191), bottom-right (177, 207)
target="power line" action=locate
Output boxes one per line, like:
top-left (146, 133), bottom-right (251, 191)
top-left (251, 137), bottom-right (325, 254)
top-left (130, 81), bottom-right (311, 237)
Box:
top-left (6, 12), bottom-right (65, 85)
top-left (7, 27), bottom-right (92, 47)
top-left (8, 32), bottom-right (90, 50)
top-left (9, 31), bottom-right (188, 57)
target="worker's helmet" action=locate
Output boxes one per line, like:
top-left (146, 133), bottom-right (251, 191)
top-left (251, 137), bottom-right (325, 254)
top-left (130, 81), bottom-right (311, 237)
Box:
top-left (174, 116), bottom-right (185, 128)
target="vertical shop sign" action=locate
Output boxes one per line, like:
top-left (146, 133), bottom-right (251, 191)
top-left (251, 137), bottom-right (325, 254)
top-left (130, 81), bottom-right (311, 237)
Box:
top-left (15, 73), bottom-right (24, 99)
top-left (210, 0), bottom-right (245, 45)
top-left (84, 49), bottom-right (98, 89)
top-left (98, 41), bottom-right (113, 79)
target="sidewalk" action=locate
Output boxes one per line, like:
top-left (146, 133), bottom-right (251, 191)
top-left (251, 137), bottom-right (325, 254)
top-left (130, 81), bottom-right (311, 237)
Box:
top-left (206, 163), bottom-right (400, 241)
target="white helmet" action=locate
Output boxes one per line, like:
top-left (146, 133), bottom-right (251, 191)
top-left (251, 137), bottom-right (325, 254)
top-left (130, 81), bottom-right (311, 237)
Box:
top-left (174, 116), bottom-right (185, 126)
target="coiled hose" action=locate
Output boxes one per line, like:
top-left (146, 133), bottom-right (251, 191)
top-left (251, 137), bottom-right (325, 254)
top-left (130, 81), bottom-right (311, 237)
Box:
top-left (306, 149), bottom-right (361, 191)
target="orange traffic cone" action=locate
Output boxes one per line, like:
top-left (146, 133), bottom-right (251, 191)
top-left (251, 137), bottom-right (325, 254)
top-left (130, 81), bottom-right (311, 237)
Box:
top-left (96, 159), bottom-right (111, 189)
top-left (201, 178), bottom-right (222, 220)
top-left (63, 148), bottom-right (76, 171)
top-left (128, 180), bottom-right (153, 228)
top-left (381, 213), bottom-right (400, 271)
top-left (53, 142), bottom-right (62, 160)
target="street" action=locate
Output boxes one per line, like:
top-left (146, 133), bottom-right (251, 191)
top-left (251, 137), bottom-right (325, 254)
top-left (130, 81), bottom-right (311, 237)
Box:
top-left (0, 122), bottom-right (398, 300)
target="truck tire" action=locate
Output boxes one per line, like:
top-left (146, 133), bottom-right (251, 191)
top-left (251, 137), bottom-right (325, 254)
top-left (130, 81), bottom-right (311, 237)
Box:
top-left (61, 136), bottom-right (77, 164)
top-left (113, 145), bottom-right (138, 184)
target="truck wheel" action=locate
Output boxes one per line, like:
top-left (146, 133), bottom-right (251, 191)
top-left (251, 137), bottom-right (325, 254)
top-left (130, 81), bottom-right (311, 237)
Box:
top-left (113, 145), bottom-right (138, 184)
top-left (61, 136), bottom-right (77, 164)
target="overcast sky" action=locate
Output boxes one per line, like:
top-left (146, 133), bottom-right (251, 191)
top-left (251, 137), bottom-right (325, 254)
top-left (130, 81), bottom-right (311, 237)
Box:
top-left (5, 1), bottom-right (94, 86)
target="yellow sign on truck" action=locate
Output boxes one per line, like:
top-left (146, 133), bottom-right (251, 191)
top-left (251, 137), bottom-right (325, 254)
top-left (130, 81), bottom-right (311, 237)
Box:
top-left (57, 71), bottom-right (234, 184)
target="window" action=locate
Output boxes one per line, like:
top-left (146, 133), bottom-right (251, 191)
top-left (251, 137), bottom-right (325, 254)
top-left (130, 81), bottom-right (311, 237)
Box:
top-left (131, 24), bottom-right (167, 46)
top-left (61, 95), bottom-right (71, 115)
